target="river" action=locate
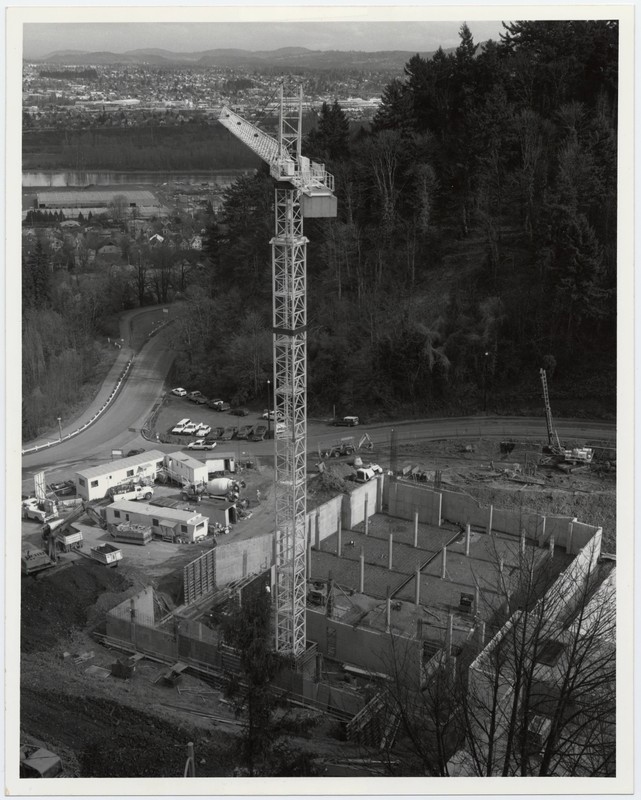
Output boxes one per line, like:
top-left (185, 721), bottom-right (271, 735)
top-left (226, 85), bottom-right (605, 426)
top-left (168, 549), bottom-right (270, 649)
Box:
top-left (22, 169), bottom-right (254, 188)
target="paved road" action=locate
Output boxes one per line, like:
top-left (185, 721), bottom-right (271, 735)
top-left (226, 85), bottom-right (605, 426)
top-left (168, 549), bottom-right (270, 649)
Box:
top-left (22, 319), bottom-right (616, 483)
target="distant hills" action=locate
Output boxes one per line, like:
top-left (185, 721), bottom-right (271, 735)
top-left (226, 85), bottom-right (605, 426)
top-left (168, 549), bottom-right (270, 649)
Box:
top-left (29, 46), bottom-right (451, 71)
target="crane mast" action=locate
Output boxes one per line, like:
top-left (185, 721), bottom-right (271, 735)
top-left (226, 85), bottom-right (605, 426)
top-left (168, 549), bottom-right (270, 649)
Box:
top-left (540, 368), bottom-right (562, 451)
top-left (219, 85), bottom-right (336, 659)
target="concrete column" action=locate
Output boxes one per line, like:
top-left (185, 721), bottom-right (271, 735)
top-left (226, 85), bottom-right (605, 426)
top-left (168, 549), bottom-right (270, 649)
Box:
top-left (566, 521), bottom-right (574, 554)
top-left (414, 510), bottom-right (419, 548)
top-left (385, 587), bottom-right (391, 633)
top-left (499, 556), bottom-right (504, 575)
top-left (273, 532), bottom-right (278, 564)
top-left (315, 652), bottom-right (323, 683)
top-left (242, 550), bottom-right (248, 578)
top-left (314, 515), bottom-right (320, 550)
top-left (446, 613), bottom-right (454, 656)
top-left (436, 492), bottom-right (443, 527)
top-left (364, 494), bottom-right (369, 536)
top-left (465, 523), bottom-right (471, 556)
top-left (388, 534), bottom-right (393, 570)
top-left (520, 528), bottom-right (526, 555)
top-left (376, 474), bottom-right (383, 512)
top-left (475, 585), bottom-right (480, 616)
top-left (441, 546), bottom-right (447, 579)
top-left (539, 515), bottom-right (547, 547)
top-left (487, 505), bottom-right (494, 536)
top-left (477, 621), bottom-right (486, 650)
top-left (337, 519), bottom-right (342, 556)
top-left (549, 534), bottom-right (555, 558)
top-left (416, 617), bottom-right (423, 639)
top-left (307, 537), bottom-right (312, 572)
top-left (415, 566), bottom-right (421, 606)
top-left (359, 547), bottom-right (365, 594)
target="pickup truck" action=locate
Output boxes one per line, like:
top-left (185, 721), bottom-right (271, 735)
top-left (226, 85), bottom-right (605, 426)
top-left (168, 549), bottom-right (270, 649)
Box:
top-left (221, 426), bottom-right (237, 440)
top-left (236, 424), bottom-right (254, 440)
top-left (108, 485), bottom-right (153, 502)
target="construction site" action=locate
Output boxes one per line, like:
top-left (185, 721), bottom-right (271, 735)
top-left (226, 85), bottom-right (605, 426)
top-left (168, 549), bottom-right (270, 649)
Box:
top-left (18, 83), bottom-right (617, 781)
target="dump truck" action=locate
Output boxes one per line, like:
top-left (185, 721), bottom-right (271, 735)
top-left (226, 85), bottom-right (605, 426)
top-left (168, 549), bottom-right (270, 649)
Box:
top-left (89, 542), bottom-right (123, 567)
top-left (109, 522), bottom-right (152, 546)
top-left (42, 529), bottom-right (84, 553)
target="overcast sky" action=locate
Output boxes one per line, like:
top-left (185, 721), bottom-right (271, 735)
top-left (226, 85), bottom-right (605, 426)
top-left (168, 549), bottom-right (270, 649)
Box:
top-left (23, 19), bottom-right (508, 59)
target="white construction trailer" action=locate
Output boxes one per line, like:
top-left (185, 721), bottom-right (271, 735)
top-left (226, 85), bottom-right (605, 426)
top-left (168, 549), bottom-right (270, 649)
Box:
top-left (104, 500), bottom-right (209, 543)
top-left (75, 450), bottom-right (165, 501)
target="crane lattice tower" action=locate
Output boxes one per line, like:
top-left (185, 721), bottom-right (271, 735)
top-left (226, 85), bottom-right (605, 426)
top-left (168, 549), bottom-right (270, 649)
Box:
top-left (219, 85), bottom-right (336, 658)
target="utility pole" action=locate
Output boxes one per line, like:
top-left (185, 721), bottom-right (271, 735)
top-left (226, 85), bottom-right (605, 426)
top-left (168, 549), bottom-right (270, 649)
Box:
top-left (57, 416), bottom-right (63, 441)
top-left (266, 378), bottom-right (271, 438)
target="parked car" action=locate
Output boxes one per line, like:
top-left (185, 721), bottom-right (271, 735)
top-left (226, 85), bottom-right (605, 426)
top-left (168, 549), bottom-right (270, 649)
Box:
top-left (221, 426), bottom-right (238, 440)
top-left (236, 424), bottom-right (254, 440)
top-left (187, 391), bottom-right (206, 403)
top-left (204, 438), bottom-right (219, 447)
top-left (195, 424), bottom-right (211, 436)
top-left (217, 402), bottom-right (231, 412)
top-left (208, 398), bottom-right (224, 409)
top-left (172, 387), bottom-right (187, 397)
top-left (332, 415), bottom-right (360, 427)
top-left (126, 448), bottom-right (145, 457)
top-left (231, 407), bottom-right (250, 417)
top-left (210, 426), bottom-right (225, 439)
top-left (182, 422), bottom-right (199, 435)
top-left (252, 424), bottom-right (268, 441)
top-left (262, 409), bottom-right (275, 420)
top-left (46, 480), bottom-right (76, 496)
top-left (193, 395), bottom-right (209, 405)
top-left (171, 422), bottom-right (188, 434)
top-left (187, 439), bottom-right (217, 450)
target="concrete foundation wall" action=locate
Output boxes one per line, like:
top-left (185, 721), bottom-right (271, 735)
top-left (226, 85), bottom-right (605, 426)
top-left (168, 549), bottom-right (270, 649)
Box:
top-left (307, 608), bottom-right (421, 684)
top-left (214, 532), bottom-right (273, 587)
top-left (342, 476), bottom-right (383, 529)
top-left (390, 482), bottom-right (601, 552)
top-left (388, 481), bottom-right (442, 526)
top-left (307, 495), bottom-right (343, 548)
top-left (440, 490), bottom-right (487, 528)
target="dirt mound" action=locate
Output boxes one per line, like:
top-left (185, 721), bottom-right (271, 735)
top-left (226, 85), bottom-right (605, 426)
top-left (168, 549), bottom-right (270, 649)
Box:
top-left (21, 562), bottom-right (130, 653)
top-left (21, 688), bottom-right (234, 777)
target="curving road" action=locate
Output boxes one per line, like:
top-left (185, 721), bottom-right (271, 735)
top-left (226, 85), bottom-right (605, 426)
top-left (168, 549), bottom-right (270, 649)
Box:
top-left (22, 322), bottom-right (616, 482)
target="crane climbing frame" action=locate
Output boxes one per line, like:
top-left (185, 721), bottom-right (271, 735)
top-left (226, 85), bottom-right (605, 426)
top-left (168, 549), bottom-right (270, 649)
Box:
top-left (218, 85), bottom-right (337, 659)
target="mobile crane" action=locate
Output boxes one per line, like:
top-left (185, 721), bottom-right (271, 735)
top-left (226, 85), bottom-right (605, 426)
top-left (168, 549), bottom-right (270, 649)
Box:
top-left (218, 85), bottom-right (337, 658)
top-left (540, 369), bottom-right (593, 466)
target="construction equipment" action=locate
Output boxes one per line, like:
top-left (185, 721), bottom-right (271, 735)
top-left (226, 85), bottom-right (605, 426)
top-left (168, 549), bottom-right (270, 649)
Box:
top-left (357, 433), bottom-right (374, 451)
top-left (320, 437), bottom-right (356, 459)
top-left (109, 522), bottom-right (152, 546)
top-left (21, 545), bottom-right (56, 576)
top-left (41, 500), bottom-right (86, 541)
top-left (219, 84), bottom-right (336, 659)
top-left (540, 369), bottom-right (593, 466)
top-left (89, 542), bottom-right (123, 567)
top-left (22, 497), bottom-right (59, 525)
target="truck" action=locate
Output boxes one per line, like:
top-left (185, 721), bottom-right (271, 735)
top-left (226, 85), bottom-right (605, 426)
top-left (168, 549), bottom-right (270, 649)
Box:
top-left (21, 546), bottom-right (56, 576)
top-left (181, 477), bottom-right (241, 503)
top-left (22, 497), bottom-right (59, 524)
top-left (355, 464), bottom-right (383, 483)
top-left (108, 484), bottom-right (154, 502)
top-left (89, 543), bottom-right (123, 567)
top-left (42, 528), bottom-right (84, 553)
top-left (109, 522), bottom-right (152, 546)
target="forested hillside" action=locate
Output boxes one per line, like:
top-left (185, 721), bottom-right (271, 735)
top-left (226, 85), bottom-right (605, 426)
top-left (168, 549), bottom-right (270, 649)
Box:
top-left (175, 21), bottom-right (618, 418)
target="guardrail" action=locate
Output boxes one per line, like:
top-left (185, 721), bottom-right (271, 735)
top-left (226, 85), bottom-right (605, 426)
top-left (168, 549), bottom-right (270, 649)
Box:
top-left (21, 358), bottom-right (133, 455)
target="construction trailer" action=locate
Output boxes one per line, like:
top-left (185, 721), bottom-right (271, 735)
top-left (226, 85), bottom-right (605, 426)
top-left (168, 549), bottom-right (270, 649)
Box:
top-left (103, 500), bottom-right (209, 544)
top-left (75, 450), bottom-right (165, 501)
top-left (163, 452), bottom-right (209, 486)
top-left (205, 452), bottom-right (236, 475)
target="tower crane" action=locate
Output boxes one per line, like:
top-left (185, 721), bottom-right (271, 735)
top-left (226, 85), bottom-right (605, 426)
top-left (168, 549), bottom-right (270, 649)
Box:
top-left (218, 85), bottom-right (337, 659)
